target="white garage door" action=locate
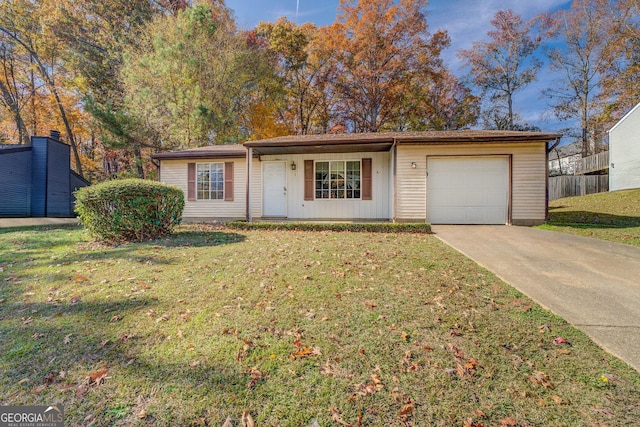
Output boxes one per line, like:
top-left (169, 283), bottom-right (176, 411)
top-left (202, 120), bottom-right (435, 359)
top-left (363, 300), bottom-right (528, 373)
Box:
top-left (427, 156), bottom-right (509, 224)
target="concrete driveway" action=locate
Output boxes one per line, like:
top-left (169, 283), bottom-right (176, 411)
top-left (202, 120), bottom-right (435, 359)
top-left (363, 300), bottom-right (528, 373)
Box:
top-left (433, 225), bottom-right (640, 372)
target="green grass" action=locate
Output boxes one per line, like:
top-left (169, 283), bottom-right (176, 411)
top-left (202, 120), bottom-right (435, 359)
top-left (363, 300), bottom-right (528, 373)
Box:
top-left (1, 224), bottom-right (639, 426)
top-left (540, 189), bottom-right (640, 246)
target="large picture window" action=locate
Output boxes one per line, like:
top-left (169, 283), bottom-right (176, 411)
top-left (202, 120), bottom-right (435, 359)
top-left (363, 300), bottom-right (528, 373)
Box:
top-left (197, 163), bottom-right (224, 200)
top-left (315, 160), bottom-right (361, 199)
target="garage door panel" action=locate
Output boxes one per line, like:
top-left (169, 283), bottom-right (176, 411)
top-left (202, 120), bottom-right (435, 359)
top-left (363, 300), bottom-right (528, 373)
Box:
top-left (427, 156), bottom-right (509, 224)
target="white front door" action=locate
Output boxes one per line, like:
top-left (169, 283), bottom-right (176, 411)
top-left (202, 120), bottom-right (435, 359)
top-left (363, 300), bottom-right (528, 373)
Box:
top-left (263, 161), bottom-right (287, 217)
top-left (427, 156), bottom-right (509, 224)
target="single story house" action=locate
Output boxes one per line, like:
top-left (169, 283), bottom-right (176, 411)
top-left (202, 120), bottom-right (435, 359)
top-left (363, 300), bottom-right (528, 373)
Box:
top-left (548, 141), bottom-right (582, 176)
top-left (0, 131), bottom-right (89, 217)
top-left (609, 102), bottom-right (640, 191)
top-left (152, 130), bottom-right (560, 225)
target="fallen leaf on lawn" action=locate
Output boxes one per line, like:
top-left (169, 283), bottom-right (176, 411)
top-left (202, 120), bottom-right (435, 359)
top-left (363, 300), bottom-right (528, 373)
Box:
top-left (75, 274), bottom-right (89, 283)
top-left (44, 372), bottom-right (56, 383)
top-left (137, 409), bottom-right (147, 419)
top-left (553, 337), bottom-right (568, 345)
top-left (529, 371), bottom-right (554, 389)
top-left (221, 416), bottom-right (233, 427)
top-left (180, 311), bottom-right (190, 322)
top-left (329, 407), bottom-right (350, 426)
top-left (89, 368), bottom-right (109, 385)
top-left (33, 384), bottom-right (47, 393)
top-left (473, 409), bottom-right (486, 417)
top-left (500, 417), bottom-right (519, 426)
top-left (190, 360), bottom-right (201, 367)
top-left (389, 387), bottom-right (404, 402)
top-left (556, 349), bottom-right (571, 355)
top-left (110, 315), bottom-right (123, 322)
top-left (447, 343), bottom-right (465, 359)
top-left (155, 314), bottom-right (169, 323)
top-left (551, 395), bottom-right (569, 404)
top-left (290, 346), bottom-right (321, 360)
top-left (401, 331), bottom-right (410, 342)
top-left (354, 373), bottom-right (384, 396)
top-left (246, 366), bottom-right (263, 389)
top-left (538, 324), bottom-right (550, 333)
top-left (32, 332), bottom-right (45, 339)
top-left (70, 295), bottom-right (81, 304)
top-left (398, 398), bottom-right (415, 421)
top-left (118, 333), bottom-right (133, 341)
top-left (63, 334), bottom-right (72, 344)
top-left (320, 360), bottom-right (335, 377)
top-left (241, 410), bottom-right (255, 427)
top-left (363, 300), bottom-right (377, 308)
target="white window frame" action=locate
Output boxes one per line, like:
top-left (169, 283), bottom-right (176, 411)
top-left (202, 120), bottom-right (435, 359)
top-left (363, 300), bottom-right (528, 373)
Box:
top-left (196, 162), bottom-right (224, 200)
top-left (314, 160), bottom-right (362, 200)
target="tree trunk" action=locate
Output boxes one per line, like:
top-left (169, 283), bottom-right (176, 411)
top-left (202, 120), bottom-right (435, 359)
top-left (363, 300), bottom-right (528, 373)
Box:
top-left (30, 55), bottom-right (36, 135)
top-left (0, 81), bottom-right (29, 144)
top-left (133, 142), bottom-right (145, 179)
top-left (507, 93), bottom-right (514, 130)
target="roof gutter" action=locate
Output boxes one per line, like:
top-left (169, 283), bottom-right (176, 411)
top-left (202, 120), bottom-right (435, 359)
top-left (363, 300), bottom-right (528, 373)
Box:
top-left (547, 136), bottom-right (561, 153)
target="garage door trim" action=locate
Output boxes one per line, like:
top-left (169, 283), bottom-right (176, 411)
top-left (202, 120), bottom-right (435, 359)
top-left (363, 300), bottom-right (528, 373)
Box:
top-left (426, 154), bottom-right (512, 225)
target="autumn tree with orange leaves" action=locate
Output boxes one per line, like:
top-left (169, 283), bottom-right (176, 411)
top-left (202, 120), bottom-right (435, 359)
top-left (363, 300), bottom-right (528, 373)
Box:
top-left (319, 0), bottom-right (453, 133)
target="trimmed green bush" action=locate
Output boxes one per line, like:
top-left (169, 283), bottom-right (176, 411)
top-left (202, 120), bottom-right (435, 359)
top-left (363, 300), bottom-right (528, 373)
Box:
top-left (226, 221), bottom-right (431, 233)
top-left (75, 179), bottom-right (184, 242)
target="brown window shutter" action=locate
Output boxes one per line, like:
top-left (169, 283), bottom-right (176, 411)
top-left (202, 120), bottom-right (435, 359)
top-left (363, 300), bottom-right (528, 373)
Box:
top-left (224, 162), bottom-right (234, 201)
top-left (304, 160), bottom-right (314, 201)
top-left (187, 163), bottom-right (196, 201)
top-left (362, 158), bottom-right (372, 200)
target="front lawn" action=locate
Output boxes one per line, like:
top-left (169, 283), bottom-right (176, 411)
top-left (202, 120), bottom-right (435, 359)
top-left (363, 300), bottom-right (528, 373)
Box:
top-left (541, 189), bottom-right (640, 246)
top-left (1, 224), bottom-right (639, 426)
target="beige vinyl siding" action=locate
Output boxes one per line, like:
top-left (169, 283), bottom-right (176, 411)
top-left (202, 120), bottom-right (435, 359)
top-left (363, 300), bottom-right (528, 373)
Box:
top-left (259, 152), bottom-right (391, 220)
top-left (159, 158), bottom-right (247, 219)
top-left (396, 143), bottom-right (547, 223)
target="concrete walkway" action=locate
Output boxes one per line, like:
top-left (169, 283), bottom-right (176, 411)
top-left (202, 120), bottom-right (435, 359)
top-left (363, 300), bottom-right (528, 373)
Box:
top-left (0, 218), bottom-right (78, 228)
top-left (433, 225), bottom-right (640, 372)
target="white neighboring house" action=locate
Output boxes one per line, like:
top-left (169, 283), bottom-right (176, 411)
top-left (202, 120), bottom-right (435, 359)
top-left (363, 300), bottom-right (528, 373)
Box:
top-left (609, 102), bottom-right (640, 191)
top-left (548, 142), bottom-right (582, 176)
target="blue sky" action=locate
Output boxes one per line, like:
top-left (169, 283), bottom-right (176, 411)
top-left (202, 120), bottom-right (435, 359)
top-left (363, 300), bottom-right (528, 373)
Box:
top-left (225, 0), bottom-right (573, 133)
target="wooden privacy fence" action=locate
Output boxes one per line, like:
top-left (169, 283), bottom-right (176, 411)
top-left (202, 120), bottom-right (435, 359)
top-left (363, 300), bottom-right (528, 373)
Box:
top-left (549, 175), bottom-right (609, 200)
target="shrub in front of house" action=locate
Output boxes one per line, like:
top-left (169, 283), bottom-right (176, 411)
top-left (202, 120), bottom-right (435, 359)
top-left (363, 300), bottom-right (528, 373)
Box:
top-left (75, 179), bottom-right (184, 242)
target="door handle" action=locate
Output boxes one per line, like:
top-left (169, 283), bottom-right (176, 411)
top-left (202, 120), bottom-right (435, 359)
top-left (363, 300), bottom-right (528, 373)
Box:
top-left (284, 187), bottom-right (287, 192)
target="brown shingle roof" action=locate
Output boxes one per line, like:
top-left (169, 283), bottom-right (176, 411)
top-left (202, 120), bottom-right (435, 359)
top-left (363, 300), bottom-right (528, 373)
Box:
top-left (153, 131), bottom-right (562, 159)
top-left (151, 144), bottom-right (247, 160)
top-left (244, 130), bottom-right (561, 147)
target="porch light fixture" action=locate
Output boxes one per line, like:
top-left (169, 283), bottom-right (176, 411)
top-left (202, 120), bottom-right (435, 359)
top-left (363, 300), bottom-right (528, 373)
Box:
top-left (291, 161), bottom-right (297, 171)
top-left (411, 162), bottom-right (417, 168)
